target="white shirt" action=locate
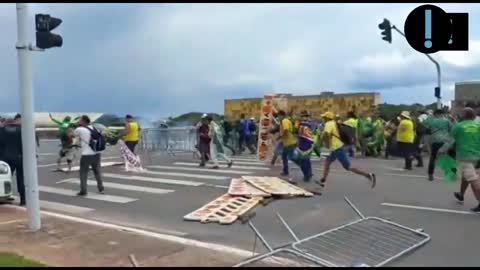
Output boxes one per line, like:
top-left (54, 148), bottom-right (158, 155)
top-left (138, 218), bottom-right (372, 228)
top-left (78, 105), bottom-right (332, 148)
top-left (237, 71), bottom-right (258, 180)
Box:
top-left (74, 125), bottom-right (96, 156)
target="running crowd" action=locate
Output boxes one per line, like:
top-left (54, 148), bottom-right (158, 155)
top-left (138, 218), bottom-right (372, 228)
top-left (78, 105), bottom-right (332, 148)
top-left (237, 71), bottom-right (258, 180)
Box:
top-left (213, 105), bottom-right (480, 212)
top-left (2, 104), bottom-right (480, 213)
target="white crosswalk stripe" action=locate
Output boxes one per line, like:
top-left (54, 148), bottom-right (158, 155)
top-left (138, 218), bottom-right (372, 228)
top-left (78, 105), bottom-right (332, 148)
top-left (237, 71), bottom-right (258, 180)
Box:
top-left (138, 169), bottom-right (230, 180)
top-left (148, 165), bottom-right (254, 175)
top-left (103, 173), bottom-right (205, 187)
top-left (174, 162), bottom-right (269, 171)
top-left (12, 196), bottom-right (94, 214)
top-left (57, 178), bottom-right (175, 195)
top-left (38, 186), bottom-right (137, 203)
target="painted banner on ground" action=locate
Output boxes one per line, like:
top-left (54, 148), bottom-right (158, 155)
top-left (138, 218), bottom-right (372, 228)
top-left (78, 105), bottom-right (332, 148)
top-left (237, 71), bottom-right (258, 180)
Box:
top-left (118, 140), bottom-right (144, 172)
top-left (256, 94), bottom-right (289, 162)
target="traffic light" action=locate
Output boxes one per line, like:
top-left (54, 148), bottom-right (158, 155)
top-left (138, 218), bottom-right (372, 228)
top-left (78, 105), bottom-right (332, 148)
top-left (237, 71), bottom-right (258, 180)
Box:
top-left (35, 14), bottom-right (63, 49)
top-left (378, 18), bottom-right (392, 43)
top-left (435, 87), bottom-right (441, 98)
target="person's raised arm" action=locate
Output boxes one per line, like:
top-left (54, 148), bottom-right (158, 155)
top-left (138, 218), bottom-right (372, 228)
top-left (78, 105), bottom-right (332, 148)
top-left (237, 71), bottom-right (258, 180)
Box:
top-left (49, 113), bottom-right (62, 126)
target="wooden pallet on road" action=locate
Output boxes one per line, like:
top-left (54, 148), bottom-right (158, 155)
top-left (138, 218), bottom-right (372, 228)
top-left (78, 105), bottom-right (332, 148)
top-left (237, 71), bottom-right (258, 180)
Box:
top-left (242, 176), bottom-right (314, 197)
top-left (184, 194), bottom-right (263, 225)
top-left (228, 178), bottom-right (271, 197)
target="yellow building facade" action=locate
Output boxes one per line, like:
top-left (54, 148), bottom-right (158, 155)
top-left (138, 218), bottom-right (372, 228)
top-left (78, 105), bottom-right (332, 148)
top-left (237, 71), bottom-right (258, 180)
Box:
top-left (224, 92), bottom-right (380, 121)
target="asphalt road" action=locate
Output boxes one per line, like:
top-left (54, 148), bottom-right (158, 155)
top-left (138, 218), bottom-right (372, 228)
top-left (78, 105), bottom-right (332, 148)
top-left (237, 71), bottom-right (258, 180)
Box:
top-left (8, 139), bottom-right (480, 266)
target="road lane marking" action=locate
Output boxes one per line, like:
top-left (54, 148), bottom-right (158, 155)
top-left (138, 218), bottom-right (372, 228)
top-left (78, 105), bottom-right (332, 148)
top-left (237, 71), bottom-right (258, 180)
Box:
top-left (57, 178), bottom-right (175, 195)
top-left (38, 159), bottom-right (122, 169)
top-left (381, 202), bottom-right (474, 215)
top-left (37, 153), bottom-right (56, 156)
top-left (103, 173), bottom-right (204, 187)
top-left (2, 206), bottom-right (257, 258)
top-left (149, 165), bottom-right (253, 175)
top-left (138, 169), bottom-right (230, 181)
top-left (38, 186), bottom-right (137, 203)
top-left (173, 162), bottom-right (269, 171)
top-left (11, 195), bottom-right (95, 214)
top-left (219, 160), bottom-right (267, 166)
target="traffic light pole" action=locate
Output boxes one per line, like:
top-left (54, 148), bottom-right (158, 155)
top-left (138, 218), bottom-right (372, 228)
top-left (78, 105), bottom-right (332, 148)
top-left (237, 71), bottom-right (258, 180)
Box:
top-left (15, 3), bottom-right (41, 231)
top-left (391, 25), bottom-right (442, 109)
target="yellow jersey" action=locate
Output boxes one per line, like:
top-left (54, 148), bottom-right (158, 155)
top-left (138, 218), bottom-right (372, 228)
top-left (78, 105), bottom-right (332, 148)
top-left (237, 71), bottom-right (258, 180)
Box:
top-left (396, 119), bottom-right (415, 143)
top-left (324, 120), bottom-right (344, 150)
top-left (124, 121), bottom-right (140, 142)
top-left (281, 118), bottom-right (297, 147)
top-left (343, 118), bottom-right (358, 129)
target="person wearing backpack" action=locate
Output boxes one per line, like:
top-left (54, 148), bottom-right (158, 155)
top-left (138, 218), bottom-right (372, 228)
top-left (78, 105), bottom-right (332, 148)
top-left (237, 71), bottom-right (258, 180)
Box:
top-left (315, 112), bottom-right (376, 193)
top-left (74, 115), bottom-right (105, 196)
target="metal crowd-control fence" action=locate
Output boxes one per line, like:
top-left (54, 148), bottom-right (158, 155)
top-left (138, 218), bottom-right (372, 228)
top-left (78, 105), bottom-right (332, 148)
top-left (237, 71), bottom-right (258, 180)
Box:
top-left (139, 127), bottom-right (198, 156)
top-left (234, 196), bottom-right (431, 267)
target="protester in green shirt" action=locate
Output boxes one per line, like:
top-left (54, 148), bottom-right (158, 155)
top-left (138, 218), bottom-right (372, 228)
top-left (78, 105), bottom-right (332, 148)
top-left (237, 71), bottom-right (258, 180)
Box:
top-left (423, 109), bottom-right (453, 181)
top-left (442, 107), bottom-right (480, 213)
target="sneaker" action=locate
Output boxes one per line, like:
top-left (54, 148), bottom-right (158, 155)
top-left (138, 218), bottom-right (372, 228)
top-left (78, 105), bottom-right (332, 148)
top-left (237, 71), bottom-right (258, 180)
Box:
top-left (315, 178), bottom-right (326, 185)
top-left (227, 161), bottom-right (233, 168)
top-left (454, 192), bottom-right (464, 204)
top-left (280, 172), bottom-right (289, 177)
top-left (470, 205), bottom-right (480, 213)
top-left (98, 189), bottom-right (105, 195)
top-left (368, 173), bottom-right (376, 188)
top-left (77, 192), bottom-right (87, 197)
top-left (211, 166), bottom-right (220, 169)
top-left (428, 175), bottom-right (434, 181)
top-left (19, 201), bottom-right (26, 206)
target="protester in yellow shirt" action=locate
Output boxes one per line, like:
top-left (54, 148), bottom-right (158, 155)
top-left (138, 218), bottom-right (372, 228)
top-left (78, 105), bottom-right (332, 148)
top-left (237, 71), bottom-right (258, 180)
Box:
top-left (123, 114), bottom-right (140, 154)
top-left (396, 111), bottom-right (416, 170)
top-left (343, 111), bottom-right (358, 157)
top-left (278, 110), bottom-right (297, 176)
top-left (315, 112), bottom-right (376, 194)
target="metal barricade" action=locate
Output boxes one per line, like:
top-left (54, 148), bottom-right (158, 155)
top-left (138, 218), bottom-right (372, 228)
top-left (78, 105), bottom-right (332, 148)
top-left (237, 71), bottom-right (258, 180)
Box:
top-left (139, 127), bottom-right (198, 155)
top-left (234, 197), bottom-right (431, 267)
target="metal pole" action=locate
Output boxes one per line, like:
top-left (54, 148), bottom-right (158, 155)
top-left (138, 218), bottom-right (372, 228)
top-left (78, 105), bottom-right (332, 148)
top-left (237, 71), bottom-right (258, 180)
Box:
top-left (15, 3), bottom-right (41, 231)
top-left (392, 26), bottom-right (442, 109)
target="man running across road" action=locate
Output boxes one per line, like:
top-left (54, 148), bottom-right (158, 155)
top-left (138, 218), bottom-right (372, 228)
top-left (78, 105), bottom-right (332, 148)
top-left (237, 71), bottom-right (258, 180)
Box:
top-left (294, 110), bottom-right (315, 182)
top-left (123, 114), bottom-right (140, 154)
top-left (207, 115), bottom-right (233, 169)
top-left (315, 112), bottom-right (376, 192)
top-left (423, 109), bottom-right (453, 181)
top-left (440, 107), bottom-right (480, 213)
top-left (278, 110), bottom-right (297, 177)
top-left (56, 124), bottom-right (77, 172)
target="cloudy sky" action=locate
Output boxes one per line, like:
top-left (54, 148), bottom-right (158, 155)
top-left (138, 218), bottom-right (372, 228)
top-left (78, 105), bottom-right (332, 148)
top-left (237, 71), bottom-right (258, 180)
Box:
top-left (0, 3), bottom-right (479, 118)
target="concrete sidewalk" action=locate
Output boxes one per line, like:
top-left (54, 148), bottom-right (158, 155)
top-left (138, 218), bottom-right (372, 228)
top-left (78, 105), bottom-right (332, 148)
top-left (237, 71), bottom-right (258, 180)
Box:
top-left (0, 206), bottom-right (246, 267)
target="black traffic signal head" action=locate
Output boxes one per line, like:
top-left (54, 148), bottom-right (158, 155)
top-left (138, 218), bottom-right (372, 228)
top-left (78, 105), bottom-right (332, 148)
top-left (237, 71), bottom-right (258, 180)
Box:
top-left (378, 18), bottom-right (392, 43)
top-left (435, 87), bottom-right (441, 98)
top-left (35, 14), bottom-right (63, 49)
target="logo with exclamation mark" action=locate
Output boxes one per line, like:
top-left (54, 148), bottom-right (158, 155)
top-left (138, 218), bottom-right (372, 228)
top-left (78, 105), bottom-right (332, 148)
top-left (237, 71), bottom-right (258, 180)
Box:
top-left (424, 9), bottom-right (432, 48)
top-left (405, 4), bottom-right (468, 54)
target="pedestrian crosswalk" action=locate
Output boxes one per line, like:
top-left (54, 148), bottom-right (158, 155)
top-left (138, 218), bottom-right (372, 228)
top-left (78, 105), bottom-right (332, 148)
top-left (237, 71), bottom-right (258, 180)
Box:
top-left (14, 154), bottom-right (278, 216)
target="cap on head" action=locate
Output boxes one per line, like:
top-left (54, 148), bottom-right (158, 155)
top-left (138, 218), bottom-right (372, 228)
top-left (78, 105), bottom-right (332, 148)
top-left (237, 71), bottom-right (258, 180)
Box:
top-left (321, 111), bottom-right (335, 120)
top-left (201, 113), bottom-right (208, 119)
top-left (400, 111), bottom-right (411, 119)
top-left (125, 114), bottom-right (133, 119)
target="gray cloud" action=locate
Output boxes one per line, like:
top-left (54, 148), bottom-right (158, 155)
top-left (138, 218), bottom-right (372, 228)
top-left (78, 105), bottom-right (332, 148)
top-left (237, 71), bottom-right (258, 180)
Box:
top-left (0, 3), bottom-right (479, 117)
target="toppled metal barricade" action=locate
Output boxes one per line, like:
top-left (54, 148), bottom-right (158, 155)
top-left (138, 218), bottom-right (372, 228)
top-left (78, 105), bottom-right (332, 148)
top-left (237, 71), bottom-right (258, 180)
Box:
top-left (234, 197), bottom-right (431, 267)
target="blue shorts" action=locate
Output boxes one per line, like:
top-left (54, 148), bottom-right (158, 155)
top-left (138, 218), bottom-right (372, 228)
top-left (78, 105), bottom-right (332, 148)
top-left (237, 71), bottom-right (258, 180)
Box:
top-left (327, 147), bottom-right (351, 170)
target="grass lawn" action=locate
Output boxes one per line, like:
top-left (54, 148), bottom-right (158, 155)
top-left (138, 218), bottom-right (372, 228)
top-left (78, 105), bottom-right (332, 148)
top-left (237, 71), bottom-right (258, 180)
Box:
top-left (0, 253), bottom-right (46, 267)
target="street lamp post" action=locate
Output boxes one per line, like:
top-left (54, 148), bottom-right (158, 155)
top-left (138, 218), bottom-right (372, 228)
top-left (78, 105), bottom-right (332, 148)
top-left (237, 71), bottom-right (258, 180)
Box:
top-left (391, 25), bottom-right (442, 109)
top-left (379, 18), bottom-right (443, 109)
